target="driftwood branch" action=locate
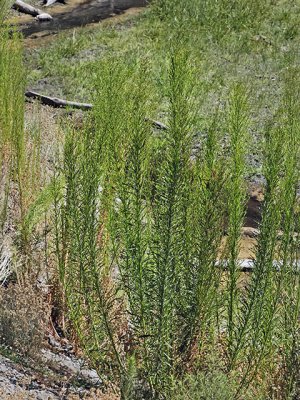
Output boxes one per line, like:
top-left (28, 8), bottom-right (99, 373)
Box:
top-left (12, 0), bottom-right (52, 20)
top-left (25, 90), bottom-right (92, 111)
top-left (144, 117), bottom-right (168, 131)
top-left (13, 0), bottom-right (41, 16)
top-left (25, 90), bottom-right (169, 130)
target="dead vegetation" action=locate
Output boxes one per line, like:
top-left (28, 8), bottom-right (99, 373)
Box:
top-left (0, 277), bottom-right (50, 358)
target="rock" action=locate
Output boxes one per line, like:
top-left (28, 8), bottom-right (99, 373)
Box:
top-left (80, 368), bottom-right (101, 386)
top-left (48, 336), bottom-right (61, 349)
top-left (0, 355), bottom-right (59, 399)
top-left (0, 347), bottom-right (102, 399)
top-left (35, 13), bottom-right (53, 21)
top-left (41, 348), bottom-right (102, 387)
top-left (44, 0), bottom-right (66, 5)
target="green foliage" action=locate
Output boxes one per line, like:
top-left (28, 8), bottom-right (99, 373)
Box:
top-left (0, 25), bottom-right (24, 234)
top-left (272, 70), bottom-right (300, 399)
top-left (17, 0), bottom-right (299, 398)
top-left (22, 177), bottom-right (64, 238)
top-left (171, 371), bottom-right (237, 400)
top-left (183, 117), bottom-right (226, 357)
top-left (151, 0), bottom-right (272, 43)
top-left (225, 85), bottom-right (249, 365)
top-left (0, 21), bottom-right (47, 260)
top-left (0, 1), bottom-right (11, 23)
top-left (227, 73), bottom-right (300, 397)
top-left (54, 46), bottom-right (300, 400)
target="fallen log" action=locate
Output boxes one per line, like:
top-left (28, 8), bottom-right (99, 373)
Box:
top-left (25, 90), bottom-right (93, 111)
top-left (25, 90), bottom-right (169, 130)
top-left (12, 0), bottom-right (52, 20)
top-left (13, 0), bottom-right (40, 16)
top-left (145, 117), bottom-right (168, 131)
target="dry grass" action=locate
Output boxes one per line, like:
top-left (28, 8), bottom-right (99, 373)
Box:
top-left (0, 279), bottom-right (50, 358)
top-left (0, 389), bottom-right (120, 400)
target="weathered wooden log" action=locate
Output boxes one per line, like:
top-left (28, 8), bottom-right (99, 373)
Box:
top-left (145, 117), bottom-right (168, 131)
top-left (25, 90), bottom-right (93, 111)
top-left (25, 90), bottom-right (169, 130)
top-left (13, 0), bottom-right (40, 16)
top-left (12, 0), bottom-right (52, 20)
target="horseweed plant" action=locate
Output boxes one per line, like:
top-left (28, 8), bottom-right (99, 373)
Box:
top-left (225, 84), bottom-right (249, 366)
top-left (1, 1), bottom-right (300, 399)
top-left (275, 73), bottom-right (300, 398)
top-left (54, 43), bottom-right (300, 400)
top-left (0, 9), bottom-right (46, 266)
top-left (229, 74), bottom-right (300, 398)
top-left (0, 15), bottom-right (24, 235)
top-left (56, 50), bottom-right (225, 397)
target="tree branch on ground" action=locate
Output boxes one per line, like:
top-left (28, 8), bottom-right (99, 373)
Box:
top-left (25, 90), bottom-right (169, 130)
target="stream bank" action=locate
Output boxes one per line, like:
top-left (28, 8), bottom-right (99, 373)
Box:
top-left (11, 0), bottom-right (148, 38)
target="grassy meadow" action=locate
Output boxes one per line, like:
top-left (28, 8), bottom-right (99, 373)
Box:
top-left (1, 1), bottom-right (300, 399)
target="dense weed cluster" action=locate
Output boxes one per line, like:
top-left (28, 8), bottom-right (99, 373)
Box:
top-left (0, 16), bottom-right (24, 236)
top-left (56, 56), bottom-right (300, 400)
top-left (1, 1), bottom-right (300, 399)
top-left (0, 3), bottom-right (50, 363)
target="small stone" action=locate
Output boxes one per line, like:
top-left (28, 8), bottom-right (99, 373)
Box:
top-left (80, 369), bottom-right (101, 386)
top-left (35, 13), bottom-right (53, 22)
top-left (48, 335), bottom-right (60, 349)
